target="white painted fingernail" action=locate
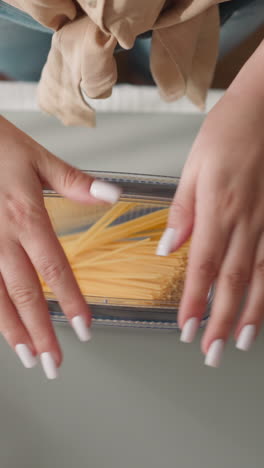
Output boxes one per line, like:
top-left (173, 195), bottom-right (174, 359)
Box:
top-left (156, 228), bottom-right (177, 256)
top-left (15, 344), bottom-right (37, 369)
top-left (205, 339), bottom-right (225, 368)
top-left (180, 317), bottom-right (199, 343)
top-left (236, 324), bottom-right (256, 351)
top-left (40, 352), bottom-right (58, 380)
top-left (71, 315), bottom-right (91, 342)
top-left (90, 180), bottom-right (121, 204)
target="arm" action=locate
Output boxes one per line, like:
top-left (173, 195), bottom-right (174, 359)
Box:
top-left (157, 40), bottom-right (264, 366)
top-left (0, 116), bottom-right (120, 378)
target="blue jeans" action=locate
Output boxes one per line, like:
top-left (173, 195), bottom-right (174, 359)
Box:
top-left (0, 1), bottom-right (51, 80)
top-left (0, 0), bottom-right (263, 81)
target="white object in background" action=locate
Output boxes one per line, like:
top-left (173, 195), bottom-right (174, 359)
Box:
top-left (0, 82), bottom-right (224, 114)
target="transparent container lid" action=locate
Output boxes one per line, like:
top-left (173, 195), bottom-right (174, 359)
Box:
top-left (43, 171), bottom-right (211, 329)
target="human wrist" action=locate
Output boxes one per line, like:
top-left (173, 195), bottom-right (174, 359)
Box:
top-left (226, 40), bottom-right (264, 106)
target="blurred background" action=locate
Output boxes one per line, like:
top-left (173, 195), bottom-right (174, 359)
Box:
top-left (0, 2), bottom-right (264, 468)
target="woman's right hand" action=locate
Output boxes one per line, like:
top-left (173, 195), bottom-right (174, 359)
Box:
top-left (0, 116), bottom-right (121, 379)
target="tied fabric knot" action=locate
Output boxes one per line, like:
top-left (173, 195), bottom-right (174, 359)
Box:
top-left (5, 0), bottom-right (230, 126)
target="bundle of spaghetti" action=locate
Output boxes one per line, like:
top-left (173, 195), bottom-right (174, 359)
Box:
top-left (41, 201), bottom-right (189, 306)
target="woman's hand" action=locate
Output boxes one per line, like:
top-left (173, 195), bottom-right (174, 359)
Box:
top-left (157, 41), bottom-right (264, 367)
top-left (0, 116), bottom-right (121, 378)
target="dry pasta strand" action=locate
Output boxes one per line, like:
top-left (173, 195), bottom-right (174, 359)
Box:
top-left (42, 201), bottom-right (189, 307)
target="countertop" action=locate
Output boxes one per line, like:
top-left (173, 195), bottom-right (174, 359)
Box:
top-left (0, 110), bottom-right (263, 468)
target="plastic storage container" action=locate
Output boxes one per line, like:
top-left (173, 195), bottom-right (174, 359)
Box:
top-left (43, 171), bottom-right (212, 329)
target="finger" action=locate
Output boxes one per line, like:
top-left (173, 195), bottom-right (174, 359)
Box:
top-left (37, 151), bottom-right (121, 204)
top-left (156, 166), bottom-right (196, 256)
top-left (1, 241), bottom-right (61, 379)
top-left (201, 222), bottom-right (257, 366)
top-left (178, 195), bottom-right (232, 342)
top-left (19, 210), bottom-right (92, 342)
top-left (235, 232), bottom-right (264, 351)
top-left (0, 273), bottom-right (37, 369)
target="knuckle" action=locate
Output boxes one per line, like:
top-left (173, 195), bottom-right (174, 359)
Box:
top-left (61, 166), bottom-right (82, 190)
top-left (1, 326), bottom-right (21, 343)
top-left (1, 323), bottom-right (24, 340)
top-left (0, 283), bottom-right (6, 300)
top-left (255, 259), bottom-right (264, 276)
top-left (226, 267), bottom-right (248, 293)
top-left (11, 284), bottom-right (41, 309)
top-left (170, 199), bottom-right (191, 219)
top-left (216, 314), bottom-right (234, 331)
top-left (40, 259), bottom-right (68, 285)
top-left (4, 193), bottom-right (42, 229)
top-left (34, 332), bottom-right (55, 352)
top-left (198, 258), bottom-right (218, 279)
top-left (221, 190), bottom-right (236, 212)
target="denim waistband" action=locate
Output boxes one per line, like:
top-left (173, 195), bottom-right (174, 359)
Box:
top-left (0, 0), bottom-right (258, 35)
top-left (0, 1), bottom-right (52, 33)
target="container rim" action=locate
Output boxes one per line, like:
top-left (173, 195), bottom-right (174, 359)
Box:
top-left (43, 170), bottom-right (180, 201)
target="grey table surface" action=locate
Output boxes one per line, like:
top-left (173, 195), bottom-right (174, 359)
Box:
top-left (0, 111), bottom-right (263, 468)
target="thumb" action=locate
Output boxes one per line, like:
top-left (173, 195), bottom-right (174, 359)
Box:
top-left (156, 168), bottom-right (196, 256)
top-left (38, 151), bottom-right (122, 205)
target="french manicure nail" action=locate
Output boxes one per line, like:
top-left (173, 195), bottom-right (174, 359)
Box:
top-left (90, 180), bottom-right (121, 204)
top-left (71, 315), bottom-right (91, 342)
top-left (180, 317), bottom-right (199, 343)
top-left (15, 344), bottom-right (37, 369)
top-left (236, 324), bottom-right (256, 351)
top-left (40, 352), bottom-right (58, 380)
top-left (205, 339), bottom-right (225, 368)
top-left (156, 228), bottom-right (177, 256)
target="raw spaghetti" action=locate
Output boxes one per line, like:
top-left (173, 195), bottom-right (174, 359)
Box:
top-left (41, 201), bottom-right (189, 306)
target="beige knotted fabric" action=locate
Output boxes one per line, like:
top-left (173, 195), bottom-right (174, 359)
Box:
top-left (6, 0), bottom-right (229, 126)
